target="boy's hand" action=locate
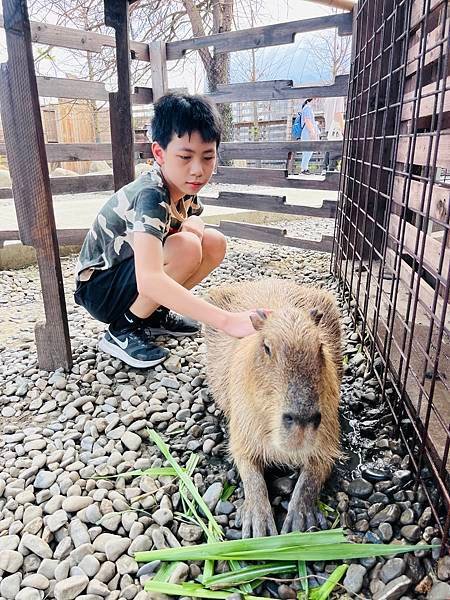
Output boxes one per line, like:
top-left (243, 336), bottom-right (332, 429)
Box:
top-left (223, 309), bottom-right (271, 338)
top-left (180, 216), bottom-right (205, 241)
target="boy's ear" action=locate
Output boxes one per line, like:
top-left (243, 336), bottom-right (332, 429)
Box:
top-left (152, 141), bottom-right (165, 166)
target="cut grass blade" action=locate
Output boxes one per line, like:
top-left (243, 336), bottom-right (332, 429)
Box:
top-left (93, 467), bottom-right (178, 479)
top-left (152, 561), bottom-right (182, 582)
top-left (136, 539), bottom-right (435, 564)
top-left (148, 428), bottom-right (223, 539)
top-left (203, 561), bottom-right (297, 590)
top-left (135, 530), bottom-right (347, 563)
top-left (297, 560), bottom-right (308, 599)
top-left (144, 580), bottom-right (267, 599)
top-left (212, 542), bottom-right (435, 561)
top-left (220, 483), bottom-right (236, 502)
top-left (310, 564), bottom-right (348, 600)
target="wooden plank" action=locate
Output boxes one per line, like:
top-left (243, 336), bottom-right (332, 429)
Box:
top-left (385, 247), bottom-right (450, 319)
top-left (401, 77), bottom-right (450, 122)
top-left (0, 0), bottom-right (72, 371)
top-left (392, 176), bottom-right (450, 224)
top-left (201, 191), bottom-right (337, 217)
top-left (208, 75), bottom-right (349, 103)
top-left (132, 86), bottom-right (153, 104)
top-left (0, 140), bottom-right (340, 162)
top-left (397, 132), bottom-right (450, 169)
top-left (210, 220), bottom-right (333, 252)
top-left (304, 0), bottom-right (355, 10)
top-left (150, 40), bottom-right (168, 102)
top-left (0, 229), bottom-right (88, 245)
top-left (105, 0), bottom-right (135, 190)
top-left (166, 13), bottom-right (352, 60)
top-left (0, 173), bottom-right (114, 198)
top-left (212, 167), bottom-right (340, 190)
top-left (406, 15), bottom-right (449, 78)
top-left (37, 76), bottom-right (108, 100)
top-left (389, 213), bottom-right (450, 285)
top-left (0, 13), bottom-right (150, 61)
top-left (219, 140), bottom-right (343, 160)
top-left (410, 0), bottom-right (445, 32)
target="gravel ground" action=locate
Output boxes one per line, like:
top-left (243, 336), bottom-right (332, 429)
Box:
top-left (0, 218), bottom-right (449, 600)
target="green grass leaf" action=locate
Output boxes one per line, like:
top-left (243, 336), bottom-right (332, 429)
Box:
top-left (93, 467), bottom-right (178, 479)
top-left (135, 530), bottom-right (347, 563)
top-left (144, 580), bottom-right (267, 599)
top-left (147, 429), bottom-right (223, 539)
top-left (310, 564), bottom-right (348, 600)
top-left (203, 561), bottom-right (297, 590)
top-left (220, 483), bottom-right (236, 502)
top-left (297, 560), bottom-right (308, 599)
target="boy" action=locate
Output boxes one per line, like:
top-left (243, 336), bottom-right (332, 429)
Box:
top-left (74, 93), bottom-right (264, 368)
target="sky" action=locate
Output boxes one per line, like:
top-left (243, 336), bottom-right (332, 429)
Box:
top-left (0, 1), bottom-right (341, 92)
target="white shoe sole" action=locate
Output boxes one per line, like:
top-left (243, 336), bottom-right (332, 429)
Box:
top-left (98, 337), bottom-right (167, 368)
top-left (146, 327), bottom-right (199, 338)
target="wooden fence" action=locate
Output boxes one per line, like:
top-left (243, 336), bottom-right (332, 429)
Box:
top-left (0, 0), bottom-right (352, 370)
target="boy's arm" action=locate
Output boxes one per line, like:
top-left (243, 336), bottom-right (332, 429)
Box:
top-left (133, 232), bottom-right (259, 338)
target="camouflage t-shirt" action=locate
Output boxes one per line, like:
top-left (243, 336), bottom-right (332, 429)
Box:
top-left (75, 165), bottom-right (203, 280)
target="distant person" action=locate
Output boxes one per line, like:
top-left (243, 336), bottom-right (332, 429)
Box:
top-left (323, 97), bottom-right (345, 172)
top-left (298, 98), bottom-right (320, 175)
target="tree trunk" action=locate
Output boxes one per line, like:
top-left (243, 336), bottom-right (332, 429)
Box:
top-left (183, 0), bottom-right (233, 142)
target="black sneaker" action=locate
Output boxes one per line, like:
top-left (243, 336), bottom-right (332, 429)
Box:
top-left (98, 327), bottom-right (169, 368)
top-left (144, 308), bottom-right (200, 337)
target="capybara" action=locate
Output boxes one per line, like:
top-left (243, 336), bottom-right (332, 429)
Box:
top-left (205, 278), bottom-right (342, 537)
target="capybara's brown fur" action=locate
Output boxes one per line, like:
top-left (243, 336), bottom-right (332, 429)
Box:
top-left (205, 278), bottom-right (342, 536)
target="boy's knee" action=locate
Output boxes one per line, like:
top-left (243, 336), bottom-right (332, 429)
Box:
top-left (202, 229), bottom-right (227, 264)
top-left (174, 231), bottom-right (202, 266)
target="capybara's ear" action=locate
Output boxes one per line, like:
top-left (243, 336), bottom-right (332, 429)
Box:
top-left (250, 309), bottom-right (268, 331)
top-left (310, 308), bottom-right (323, 325)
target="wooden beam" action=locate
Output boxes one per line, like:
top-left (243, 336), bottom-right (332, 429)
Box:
top-left (0, 229), bottom-right (89, 246)
top-left (0, 173), bottom-right (114, 198)
top-left (0, 0), bottom-right (72, 371)
top-left (166, 13), bottom-right (353, 60)
top-left (201, 191), bottom-right (337, 217)
top-left (208, 75), bottom-right (349, 103)
top-left (105, 0), bottom-right (135, 190)
top-left (0, 140), bottom-right (341, 162)
top-left (303, 0), bottom-right (356, 11)
top-left (210, 220), bottom-right (333, 252)
top-left (150, 40), bottom-right (168, 102)
top-left (212, 167), bottom-right (340, 190)
top-left (219, 140), bottom-right (343, 160)
top-left (0, 12), bottom-right (150, 60)
top-left (37, 76), bottom-right (108, 100)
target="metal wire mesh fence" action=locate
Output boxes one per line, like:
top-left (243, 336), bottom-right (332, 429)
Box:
top-left (333, 0), bottom-right (450, 545)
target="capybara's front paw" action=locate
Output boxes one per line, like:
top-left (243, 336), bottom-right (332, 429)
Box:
top-left (281, 502), bottom-right (328, 533)
top-left (236, 499), bottom-right (278, 538)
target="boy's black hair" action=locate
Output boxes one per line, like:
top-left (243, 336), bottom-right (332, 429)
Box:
top-left (151, 93), bottom-right (222, 149)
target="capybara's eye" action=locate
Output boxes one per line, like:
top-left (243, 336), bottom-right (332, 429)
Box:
top-left (263, 341), bottom-right (271, 357)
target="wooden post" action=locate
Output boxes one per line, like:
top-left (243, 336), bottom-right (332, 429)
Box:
top-left (105, 0), bottom-right (135, 190)
top-left (303, 0), bottom-right (356, 11)
top-left (0, 0), bottom-right (72, 371)
top-left (150, 40), bottom-right (168, 102)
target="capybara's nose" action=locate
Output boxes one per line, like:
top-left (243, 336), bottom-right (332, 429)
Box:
top-left (283, 411), bottom-right (322, 429)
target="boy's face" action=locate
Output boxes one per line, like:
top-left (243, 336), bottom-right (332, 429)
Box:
top-left (152, 131), bottom-right (217, 201)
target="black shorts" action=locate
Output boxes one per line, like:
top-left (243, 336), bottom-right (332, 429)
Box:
top-left (74, 257), bottom-right (138, 324)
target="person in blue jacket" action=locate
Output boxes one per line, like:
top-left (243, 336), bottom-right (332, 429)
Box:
top-left (300, 98), bottom-right (320, 174)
